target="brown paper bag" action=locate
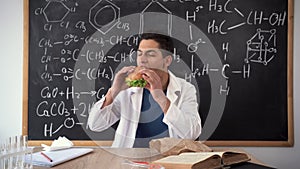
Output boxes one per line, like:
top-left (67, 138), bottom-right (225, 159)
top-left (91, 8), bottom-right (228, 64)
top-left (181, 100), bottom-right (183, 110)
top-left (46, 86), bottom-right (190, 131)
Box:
top-left (149, 137), bottom-right (212, 156)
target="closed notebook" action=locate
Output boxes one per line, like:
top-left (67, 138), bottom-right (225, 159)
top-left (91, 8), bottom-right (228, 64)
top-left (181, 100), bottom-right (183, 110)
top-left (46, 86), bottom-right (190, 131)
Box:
top-left (26, 148), bottom-right (93, 167)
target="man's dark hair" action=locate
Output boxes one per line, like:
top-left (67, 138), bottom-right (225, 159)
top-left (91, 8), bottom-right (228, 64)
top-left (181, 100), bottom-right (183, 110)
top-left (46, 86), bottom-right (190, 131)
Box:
top-left (139, 33), bottom-right (174, 57)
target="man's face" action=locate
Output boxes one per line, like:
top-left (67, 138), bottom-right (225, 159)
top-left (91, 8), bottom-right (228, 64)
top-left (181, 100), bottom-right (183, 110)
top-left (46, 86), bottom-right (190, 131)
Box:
top-left (137, 39), bottom-right (171, 71)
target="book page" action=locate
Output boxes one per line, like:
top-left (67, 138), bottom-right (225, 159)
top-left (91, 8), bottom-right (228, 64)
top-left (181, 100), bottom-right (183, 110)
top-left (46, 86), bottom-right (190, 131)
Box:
top-left (153, 153), bottom-right (219, 165)
top-left (180, 152), bottom-right (224, 158)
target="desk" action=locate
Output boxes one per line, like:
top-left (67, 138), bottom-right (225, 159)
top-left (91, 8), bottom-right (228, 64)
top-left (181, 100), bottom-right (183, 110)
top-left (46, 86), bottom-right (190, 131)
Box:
top-left (32, 147), bottom-right (163, 169)
top-left (32, 147), bottom-right (273, 169)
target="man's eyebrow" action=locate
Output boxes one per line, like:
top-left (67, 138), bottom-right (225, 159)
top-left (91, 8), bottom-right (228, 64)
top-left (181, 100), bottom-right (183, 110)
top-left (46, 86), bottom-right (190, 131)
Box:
top-left (137, 49), bottom-right (159, 53)
top-left (145, 49), bottom-right (159, 53)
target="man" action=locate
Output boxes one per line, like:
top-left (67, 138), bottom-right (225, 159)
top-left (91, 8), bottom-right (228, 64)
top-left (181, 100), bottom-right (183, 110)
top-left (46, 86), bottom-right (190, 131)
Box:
top-left (88, 33), bottom-right (201, 148)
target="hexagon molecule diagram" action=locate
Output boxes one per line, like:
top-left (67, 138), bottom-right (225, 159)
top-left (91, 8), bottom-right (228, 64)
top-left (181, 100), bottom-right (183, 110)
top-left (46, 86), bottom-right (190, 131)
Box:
top-left (43, 0), bottom-right (70, 23)
top-left (89, 0), bottom-right (120, 34)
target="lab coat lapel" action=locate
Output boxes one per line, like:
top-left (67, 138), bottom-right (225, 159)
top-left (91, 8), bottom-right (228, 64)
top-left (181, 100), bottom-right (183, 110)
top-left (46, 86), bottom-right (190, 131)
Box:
top-left (130, 87), bottom-right (143, 120)
top-left (167, 71), bottom-right (181, 104)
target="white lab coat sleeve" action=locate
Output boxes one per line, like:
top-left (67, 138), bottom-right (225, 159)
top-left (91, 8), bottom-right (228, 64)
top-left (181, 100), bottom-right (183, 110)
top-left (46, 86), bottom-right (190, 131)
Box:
top-left (163, 84), bottom-right (201, 139)
top-left (87, 96), bottom-right (121, 132)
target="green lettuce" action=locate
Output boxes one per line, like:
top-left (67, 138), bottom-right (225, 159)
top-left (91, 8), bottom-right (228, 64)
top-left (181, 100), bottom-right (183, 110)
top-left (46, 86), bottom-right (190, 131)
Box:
top-left (126, 79), bottom-right (147, 87)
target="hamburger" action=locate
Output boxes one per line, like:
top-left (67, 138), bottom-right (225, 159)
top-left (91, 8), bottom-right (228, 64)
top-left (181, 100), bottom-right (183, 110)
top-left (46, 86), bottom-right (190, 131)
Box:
top-left (125, 67), bottom-right (147, 87)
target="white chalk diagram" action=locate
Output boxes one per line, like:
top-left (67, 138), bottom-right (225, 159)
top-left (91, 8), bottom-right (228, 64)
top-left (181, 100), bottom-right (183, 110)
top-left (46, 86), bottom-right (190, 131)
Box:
top-left (42, 0), bottom-right (71, 22)
top-left (245, 29), bottom-right (277, 66)
top-left (33, 0), bottom-right (286, 138)
top-left (139, 0), bottom-right (172, 36)
top-left (88, 0), bottom-right (173, 37)
top-left (89, 0), bottom-right (120, 35)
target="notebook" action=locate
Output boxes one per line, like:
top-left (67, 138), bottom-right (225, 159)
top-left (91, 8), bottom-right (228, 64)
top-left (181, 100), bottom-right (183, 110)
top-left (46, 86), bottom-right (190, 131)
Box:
top-left (26, 148), bottom-right (93, 167)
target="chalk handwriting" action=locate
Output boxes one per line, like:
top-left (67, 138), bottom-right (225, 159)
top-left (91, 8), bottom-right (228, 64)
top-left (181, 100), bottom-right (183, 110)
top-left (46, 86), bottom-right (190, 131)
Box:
top-left (28, 0), bottom-right (287, 138)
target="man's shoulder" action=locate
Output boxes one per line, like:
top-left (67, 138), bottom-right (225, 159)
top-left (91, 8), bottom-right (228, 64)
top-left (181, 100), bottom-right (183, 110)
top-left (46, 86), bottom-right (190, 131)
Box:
top-left (169, 72), bottom-right (195, 90)
top-left (176, 77), bottom-right (195, 88)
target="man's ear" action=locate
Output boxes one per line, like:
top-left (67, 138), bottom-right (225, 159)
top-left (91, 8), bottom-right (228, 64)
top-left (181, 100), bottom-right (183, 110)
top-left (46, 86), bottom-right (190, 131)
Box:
top-left (164, 55), bottom-right (173, 67)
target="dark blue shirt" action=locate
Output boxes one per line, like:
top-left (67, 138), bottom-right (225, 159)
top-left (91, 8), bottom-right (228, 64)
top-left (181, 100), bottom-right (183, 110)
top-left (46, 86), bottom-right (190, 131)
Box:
top-left (133, 89), bottom-right (169, 147)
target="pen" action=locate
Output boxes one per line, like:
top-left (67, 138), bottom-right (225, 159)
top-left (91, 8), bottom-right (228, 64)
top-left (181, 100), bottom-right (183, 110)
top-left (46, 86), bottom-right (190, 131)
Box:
top-left (41, 152), bottom-right (53, 162)
top-left (132, 161), bottom-right (149, 165)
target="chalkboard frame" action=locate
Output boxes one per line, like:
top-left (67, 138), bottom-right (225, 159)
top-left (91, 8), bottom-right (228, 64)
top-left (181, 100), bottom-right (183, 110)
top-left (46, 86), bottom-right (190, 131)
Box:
top-left (22, 0), bottom-right (294, 147)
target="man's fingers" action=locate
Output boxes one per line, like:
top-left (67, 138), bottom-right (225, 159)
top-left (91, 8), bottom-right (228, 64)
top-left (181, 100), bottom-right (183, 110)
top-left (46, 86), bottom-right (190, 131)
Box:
top-left (117, 66), bottom-right (136, 78)
top-left (126, 66), bottom-right (136, 75)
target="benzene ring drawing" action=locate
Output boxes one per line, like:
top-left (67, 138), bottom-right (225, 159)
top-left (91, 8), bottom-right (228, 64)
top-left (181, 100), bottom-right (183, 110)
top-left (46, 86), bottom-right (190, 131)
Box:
top-left (140, 0), bottom-right (172, 36)
top-left (89, 0), bottom-right (120, 35)
top-left (43, 0), bottom-right (70, 23)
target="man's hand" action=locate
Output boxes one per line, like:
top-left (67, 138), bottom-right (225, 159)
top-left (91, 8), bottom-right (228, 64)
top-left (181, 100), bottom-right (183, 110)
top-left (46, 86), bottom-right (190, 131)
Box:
top-left (101, 66), bottom-right (135, 108)
top-left (140, 69), bottom-right (163, 91)
top-left (140, 69), bottom-right (170, 113)
top-left (110, 66), bottom-right (136, 98)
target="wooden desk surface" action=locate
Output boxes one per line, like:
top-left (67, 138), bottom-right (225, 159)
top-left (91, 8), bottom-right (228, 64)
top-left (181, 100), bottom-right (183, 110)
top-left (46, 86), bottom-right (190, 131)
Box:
top-left (32, 147), bottom-right (272, 169)
top-left (32, 147), bottom-right (163, 169)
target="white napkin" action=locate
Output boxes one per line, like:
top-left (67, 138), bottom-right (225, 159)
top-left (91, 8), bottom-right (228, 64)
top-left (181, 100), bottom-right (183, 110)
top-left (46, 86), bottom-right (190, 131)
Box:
top-left (42, 136), bottom-right (73, 151)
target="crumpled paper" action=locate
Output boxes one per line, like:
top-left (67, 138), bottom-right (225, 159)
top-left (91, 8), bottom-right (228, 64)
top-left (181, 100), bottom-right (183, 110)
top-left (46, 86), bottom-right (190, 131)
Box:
top-left (41, 136), bottom-right (73, 151)
top-left (149, 137), bottom-right (212, 156)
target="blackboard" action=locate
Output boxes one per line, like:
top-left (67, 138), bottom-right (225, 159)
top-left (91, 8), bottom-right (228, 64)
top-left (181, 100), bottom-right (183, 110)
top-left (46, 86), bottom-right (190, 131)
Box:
top-left (23, 0), bottom-right (294, 146)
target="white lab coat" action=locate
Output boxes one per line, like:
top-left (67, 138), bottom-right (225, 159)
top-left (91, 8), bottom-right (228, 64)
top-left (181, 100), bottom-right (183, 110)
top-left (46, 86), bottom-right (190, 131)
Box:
top-left (88, 71), bottom-right (202, 147)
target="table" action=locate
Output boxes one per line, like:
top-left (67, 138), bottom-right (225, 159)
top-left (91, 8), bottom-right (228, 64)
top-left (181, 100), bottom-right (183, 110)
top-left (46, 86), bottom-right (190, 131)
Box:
top-left (32, 147), bottom-right (273, 169)
top-left (32, 147), bottom-right (163, 169)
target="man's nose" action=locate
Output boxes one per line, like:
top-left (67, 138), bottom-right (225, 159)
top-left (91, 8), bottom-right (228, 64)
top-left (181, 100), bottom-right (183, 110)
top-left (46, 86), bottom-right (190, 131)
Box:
top-left (139, 54), bottom-right (148, 63)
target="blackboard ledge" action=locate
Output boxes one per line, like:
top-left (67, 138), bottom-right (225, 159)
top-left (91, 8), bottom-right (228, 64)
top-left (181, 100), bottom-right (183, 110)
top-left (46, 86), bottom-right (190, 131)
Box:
top-left (28, 140), bottom-right (113, 147)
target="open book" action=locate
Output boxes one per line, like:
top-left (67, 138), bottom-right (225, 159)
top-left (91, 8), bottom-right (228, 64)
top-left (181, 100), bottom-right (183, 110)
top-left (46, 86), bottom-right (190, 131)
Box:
top-left (152, 150), bottom-right (250, 169)
top-left (26, 148), bottom-right (93, 167)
